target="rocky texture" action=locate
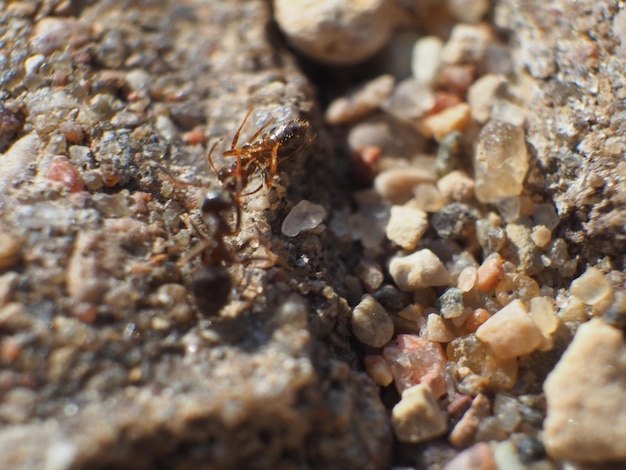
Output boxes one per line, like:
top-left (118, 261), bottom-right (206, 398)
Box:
top-left (0, 1), bottom-right (391, 468)
top-left (543, 319), bottom-right (626, 462)
top-left (496, 0), bottom-right (626, 273)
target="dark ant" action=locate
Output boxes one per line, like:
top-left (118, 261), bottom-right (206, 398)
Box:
top-left (208, 108), bottom-right (317, 195)
top-left (182, 189), bottom-right (241, 315)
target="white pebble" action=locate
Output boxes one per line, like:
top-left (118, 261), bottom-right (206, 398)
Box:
top-left (570, 266), bottom-right (613, 306)
top-left (391, 384), bottom-right (448, 443)
top-left (411, 36), bottom-right (444, 87)
top-left (436, 170), bottom-right (475, 202)
top-left (467, 74), bottom-right (506, 123)
top-left (385, 205), bottom-right (429, 250)
top-left (440, 24), bottom-right (491, 65)
top-left (273, 0), bottom-right (395, 65)
top-left (374, 167), bottom-right (435, 205)
top-left (426, 313), bottom-right (455, 343)
top-left (476, 299), bottom-right (544, 359)
top-left (281, 200), bottom-right (328, 237)
top-left (389, 249), bottom-right (451, 291)
top-left (351, 294), bottom-right (394, 347)
top-left (24, 54), bottom-right (45, 76)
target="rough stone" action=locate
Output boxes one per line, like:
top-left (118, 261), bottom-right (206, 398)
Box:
top-left (385, 205), bottom-right (429, 250)
top-left (274, 0), bottom-right (395, 65)
top-left (544, 319), bottom-right (626, 462)
top-left (389, 249), bottom-right (451, 291)
top-left (391, 384), bottom-right (447, 443)
top-left (476, 300), bottom-right (545, 359)
top-left (351, 294), bottom-right (395, 348)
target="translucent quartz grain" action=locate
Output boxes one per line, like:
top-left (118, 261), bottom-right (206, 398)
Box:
top-left (474, 120), bottom-right (529, 203)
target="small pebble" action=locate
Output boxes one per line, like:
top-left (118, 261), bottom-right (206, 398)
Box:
top-left (389, 249), bottom-right (451, 291)
top-left (437, 64), bottom-right (475, 96)
top-left (325, 74), bottom-right (395, 125)
top-left (516, 437), bottom-right (546, 464)
top-left (476, 299), bottom-right (544, 359)
top-left (529, 296), bottom-right (558, 349)
top-left (355, 258), bottom-right (384, 293)
top-left (349, 114), bottom-right (427, 160)
top-left (364, 355), bottom-right (394, 387)
top-left (493, 440), bottom-right (526, 470)
top-left (46, 156), bottom-right (85, 193)
top-left (411, 184), bottom-right (445, 212)
top-left (440, 23), bottom-right (491, 65)
top-left (468, 74), bottom-right (506, 123)
top-left (374, 167), bottom-right (435, 204)
top-left (490, 99), bottom-right (527, 127)
top-left (383, 334), bottom-right (448, 398)
top-left (569, 266), bottom-right (613, 306)
top-left (0, 133), bottom-right (42, 192)
top-left (437, 170), bottom-right (475, 202)
top-left (530, 225), bottom-right (551, 248)
top-left (437, 287), bottom-right (465, 319)
top-left (434, 131), bottom-right (463, 177)
top-left (465, 308), bottom-right (491, 332)
top-left (476, 219), bottom-right (507, 254)
top-left (385, 205), bottom-right (429, 250)
top-left (493, 393), bottom-right (522, 432)
top-left (391, 384), bottom-right (447, 443)
top-left (457, 266), bottom-right (477, 292)
top-left (474, 120), bottom-right (529, 204)
top-left (420, 103), bottom-right (471, 141)
top-left (381, 78), bottom-right (435, 120)
top-left (426, 313), bottom-right (455, 343)
top-left (411, 36), bottom-right (444, 87)
top-left (281, 200), bottom-right (328, 237)
top-left (532, 203), bottom-right (560, 231)
top-left (274, 0), bottom-right (395, 65)
top-left (443, 442), bottom-right (496, 470)
top-left (351, 294), bottom-right (394, 347)
top-left (431, 203), bottom-right (480, 240)
top-left (0, 235), bottom-right (20, 270)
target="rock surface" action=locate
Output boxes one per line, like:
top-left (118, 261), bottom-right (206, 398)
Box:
top-left (543, 319), bottom-right (626, 462)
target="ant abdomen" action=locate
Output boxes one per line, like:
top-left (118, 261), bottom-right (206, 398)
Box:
top-left (192, 265), bottom-right (231, 315)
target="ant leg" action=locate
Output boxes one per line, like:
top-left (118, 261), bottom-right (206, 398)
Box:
top-left (242, 180), bottom-right (264, 197)
top-left (207, 140), bottom-right (221, 176)
top-left (248, 116), bottom-right (275, 142)
top-left (268, 142), bottom-right (279, 188)
top-left (231, 107), bottom-right (253, 150)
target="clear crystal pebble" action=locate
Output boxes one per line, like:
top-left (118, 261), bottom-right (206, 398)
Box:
top-left (474, 120), bottom-right (529, 203)
top-left (281, 200), bottom-right (328, 237)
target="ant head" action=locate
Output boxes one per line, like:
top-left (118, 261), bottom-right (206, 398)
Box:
top-left (201, 191), bottom-right (234, 215)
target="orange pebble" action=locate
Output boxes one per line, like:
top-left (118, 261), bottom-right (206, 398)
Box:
top-left (476, 254), bottom-right (504, 292)
top-left (466, 308), bottom-right (492, 332)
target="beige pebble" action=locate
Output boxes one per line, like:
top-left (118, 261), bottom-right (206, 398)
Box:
top-left (391, 384), bottom-right (448, 443)
top-left (411, 36), bottom-right (443, 87)
top-left (426, 313), bottom-right (455, 343)
top-left (544, 319), bottom-right (626, 462)
top-left (447, 0), bottom-right (490, 23)
top-left (476, 299), bottom-right (544, 359)
top-left (351, 294), bottom-right (394, 347)
top-left (30, 17), bottom-right (92, 55)
top-left (389, 249), bottom-right (451, 291)
top-left (374, 167), bottom-right (435, 204)
top-left (457, 266), bottom-right (477, 292)
top-left (411, 184), bottom-right (445, 212)
top-left (557, 296), bottom-right (588, 323)
top-left (420, 103), bottom-right (471, 141)
top-left (570, 266), bottom-right (613, 306)
top-left (531, 224), bottom-right (552, 247)
top-left (385, 205), bottom-right (429, 250)
top-left (529, 296), bottom-right (559, 351)
top-left (0, 234), bottom-right (20, 269)
top-left (467, 74), bottom-right (506, 123)
top-left (274, 0), bottom-right (395, 65)
top-left (325, 74), bottom-right (395, 125)
top-left (0, 133), bottom-right (42, 193)
top-left (437, 170), bottom-right (475, 202)
top-left (440, 23), bottom-right (491, 65)
top-left (364, 355), bottom-right (394, 386)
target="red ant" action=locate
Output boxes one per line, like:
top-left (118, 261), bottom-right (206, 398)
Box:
top-left (208, 108), bottom-right (316, 195)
